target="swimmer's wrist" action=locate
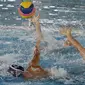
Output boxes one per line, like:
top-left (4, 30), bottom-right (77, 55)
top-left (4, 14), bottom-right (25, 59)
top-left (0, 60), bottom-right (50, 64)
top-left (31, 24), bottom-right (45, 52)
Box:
top-left (33, 21), bottom-right (40, 25)
top-left (67, 34), bottom-right (73, 40)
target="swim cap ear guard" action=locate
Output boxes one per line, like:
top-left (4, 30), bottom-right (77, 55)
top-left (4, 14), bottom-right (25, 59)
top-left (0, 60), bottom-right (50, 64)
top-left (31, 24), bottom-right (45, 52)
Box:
top-left (8, 64), bottom-right (24, 77)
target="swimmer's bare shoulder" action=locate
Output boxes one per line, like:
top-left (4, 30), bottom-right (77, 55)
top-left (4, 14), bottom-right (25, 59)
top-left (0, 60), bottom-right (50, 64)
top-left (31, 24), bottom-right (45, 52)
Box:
top-left (22, 66), bottom-right (50, 79)
top-left (22, 46), bottom-right (50, 79)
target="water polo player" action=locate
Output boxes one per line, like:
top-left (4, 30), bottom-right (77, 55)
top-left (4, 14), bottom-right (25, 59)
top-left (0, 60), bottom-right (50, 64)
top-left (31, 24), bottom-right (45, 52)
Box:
top-left (8, 14), bottom-right (50, 79)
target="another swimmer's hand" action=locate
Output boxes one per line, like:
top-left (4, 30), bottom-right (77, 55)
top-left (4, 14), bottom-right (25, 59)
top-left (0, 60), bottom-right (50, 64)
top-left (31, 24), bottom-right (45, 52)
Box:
top-left (31, 13), bottom-right (40, 24)
top-left (60, 27), bottom-right (72, 36)
top-left (64, 40), bottom-right (72, 47)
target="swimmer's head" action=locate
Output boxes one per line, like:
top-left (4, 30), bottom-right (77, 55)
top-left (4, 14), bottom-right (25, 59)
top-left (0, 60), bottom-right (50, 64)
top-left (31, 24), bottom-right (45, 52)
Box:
top-left (8, 64), bottom-right (24, 77)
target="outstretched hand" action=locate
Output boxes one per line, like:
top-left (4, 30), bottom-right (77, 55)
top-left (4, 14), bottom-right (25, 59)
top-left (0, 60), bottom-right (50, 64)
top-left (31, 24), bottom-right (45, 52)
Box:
top-left (31, 13), bottom-right (40, 24)
top-left (60, 27), bottom-right (72, 36)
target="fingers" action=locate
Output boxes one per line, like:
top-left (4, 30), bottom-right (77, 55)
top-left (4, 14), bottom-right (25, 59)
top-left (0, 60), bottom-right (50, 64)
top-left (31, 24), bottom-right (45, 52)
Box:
top-left (36, 12), bottom-right (40, 20)
top-left (34, 13), bottom-right (40, 22)
top-left (59, 28), bottom-right (66, 34)
top-left (59, 26), bottom-right (72, 36)
top-left (59, 28), bottom-right (63, 34)
top-left (31, 12), bottom-right (40, 23)
top-left (60, 27), bottom-right (72, 32)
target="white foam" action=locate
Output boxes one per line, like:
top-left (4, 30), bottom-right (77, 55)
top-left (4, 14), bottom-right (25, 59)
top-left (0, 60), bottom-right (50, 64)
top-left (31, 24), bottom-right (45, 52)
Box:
top-left (49, 13), bottom-right (58, 16)
top-left (7, 4), bottom-right (14, 8)
top-left (54, 9), bottom-right (58, 11)
top-left (49, 6), bottom-right (55, 8)
top-left (54, 9), bottom-right (75, 12)
top-left (2, 8), bottom-right (8, 10)
top-left (0, 53), bottom-right (24, 76)
top-left (0, 41), bottom-right (12, 44)
top-left (16, 18), bottom-right (21, 20)
top-left (42, 28), bottom-right (64, 50)
top-left (0, 25), bottom-right (33, 30)
top-left (49, 67), bottom-right (68, 79)
top-left (0, 54), bottom-right (20, 64)
top-left (0, 4), bottom-right (3, 7)
top-left (40, 19), bottom-right (54, 24)
top-left (7, 0), bottom-right (15, 2)
top-left (43, 6), bottom-right (49, 9)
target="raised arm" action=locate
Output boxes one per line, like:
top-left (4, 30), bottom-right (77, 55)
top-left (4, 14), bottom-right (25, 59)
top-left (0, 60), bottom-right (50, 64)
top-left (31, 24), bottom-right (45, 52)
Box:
top-left (23, 13), bottom-right (49, 79)
top-left (60, 27), bottom-right (85, 60)
top-left (31, 13), bottom-right (43, 49)
top-left (27, 13), bottom-right (43, 67)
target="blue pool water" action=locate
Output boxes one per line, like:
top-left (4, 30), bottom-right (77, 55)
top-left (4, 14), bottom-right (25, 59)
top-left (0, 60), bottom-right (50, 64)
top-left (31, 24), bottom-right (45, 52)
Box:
top-left (0, 0), bottom-right (85, 85)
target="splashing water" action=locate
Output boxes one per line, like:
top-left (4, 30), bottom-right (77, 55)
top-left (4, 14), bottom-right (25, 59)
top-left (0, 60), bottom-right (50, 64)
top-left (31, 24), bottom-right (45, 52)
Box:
top-left (0, 0), bottom-right (85, 85)
top-left (50, 67), bottom-right (68, 79)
